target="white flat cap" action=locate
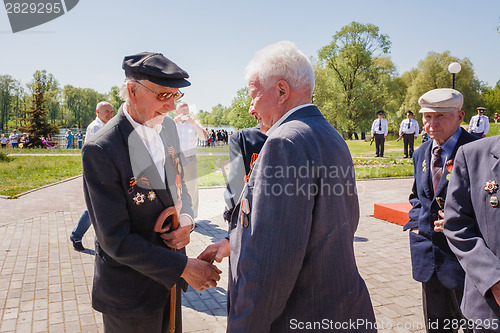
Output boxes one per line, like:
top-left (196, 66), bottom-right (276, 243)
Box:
top-left (418, 88), bottom-right (463, 113)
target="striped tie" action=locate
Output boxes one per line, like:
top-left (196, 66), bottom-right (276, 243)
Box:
top-left (432, 146), bottom-right (444, 193)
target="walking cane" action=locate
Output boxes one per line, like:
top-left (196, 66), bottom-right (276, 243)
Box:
top-left (155, 205), bottom-right (180, 333)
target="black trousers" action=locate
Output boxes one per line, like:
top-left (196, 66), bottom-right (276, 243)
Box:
top-left (403, 133), bottom-right (415, 158)
top-left (102, 285), bottom-right (182, 333)
top-left (375, 134), bottom-right (385, 157)
top-left (422, 274), bottom-right (472, 333)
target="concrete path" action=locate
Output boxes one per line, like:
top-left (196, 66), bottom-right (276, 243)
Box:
top-left (0, 176), bottom-right (431, 332)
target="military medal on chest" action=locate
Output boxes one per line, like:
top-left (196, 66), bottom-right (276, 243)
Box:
top-left (484, 181), bottom-right (499, 207)
top-left (240, 198), bottom-right (250, 227)
top-left (133, 192), bottom-right (145, 205)
top-left (422, 160), bottom-right (427, 173)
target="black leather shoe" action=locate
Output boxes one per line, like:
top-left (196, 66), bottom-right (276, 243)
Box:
top-left (70, 237), bottom-right (85, 252)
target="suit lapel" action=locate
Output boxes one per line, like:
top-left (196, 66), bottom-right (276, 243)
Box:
top-left (421, 141), bottom-right (433, 199)
top-left (490, 136), bottom-right (500, 187)
top-left (117, 108), bottom-right (173, 209)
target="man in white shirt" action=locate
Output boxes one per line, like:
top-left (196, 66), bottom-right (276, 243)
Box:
top-left (70, 101), bottom-right (114, 252)
top-left (82, 52), bottom-right (220, 332)
top-left (174, 102), bottom-right (207, 218)
top-left (9, 129), bottom-right (19, 148)
top-left (398, 110), bottom-right (419, 158)
top-left (468, 107), bottom-right (489, 138)
top-left (370, 110), bottom-right (388, 157)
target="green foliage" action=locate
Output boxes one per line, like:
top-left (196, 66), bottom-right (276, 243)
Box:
top-left (316, 22), bottom-right (397, 137)
top-left (108, 86), bottom-right (124, 112)
top-left (483, 85), bottom-right (500, 114)
top-left (19, 70), bottom-right (59, 148)
top-left (62, 85), bottom-right (108, 128)
top-left (0, 155), bottom-right (82, 196)
top-left (226, 87), bottom-right (256, 129)
top-left (400, 51), bottom-right (483, 123)
top-left (0, 151), bottom-right (12, 162)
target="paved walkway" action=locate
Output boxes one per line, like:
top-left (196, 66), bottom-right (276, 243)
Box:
top-left (0, 177), bottom-right (431, 332)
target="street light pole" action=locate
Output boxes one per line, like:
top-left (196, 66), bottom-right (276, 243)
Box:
top-left (448, 62), bottom-right (462, 89)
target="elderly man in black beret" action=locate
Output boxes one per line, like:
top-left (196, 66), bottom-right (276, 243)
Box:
top-left (82, 52), bottom-right (221, 332)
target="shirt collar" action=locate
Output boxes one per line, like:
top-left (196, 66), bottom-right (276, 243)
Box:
top-left (123, 105), bottom-right (163, 142)
top-left (266, 104), bottom-right (314, 136)
top-left (432, 127), bottom-right (462, 162)
top-left (95, 116), bottom-right (106, 127)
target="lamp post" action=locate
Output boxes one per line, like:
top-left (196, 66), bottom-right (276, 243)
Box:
top-left (448, 62), bottom-right (461, 89)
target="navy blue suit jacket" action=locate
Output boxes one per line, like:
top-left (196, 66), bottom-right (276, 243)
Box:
top-left (404, 127), bottom-right (478, 289)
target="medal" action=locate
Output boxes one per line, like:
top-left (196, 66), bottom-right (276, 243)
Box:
top-left (446, 174), bottom-right (451, 181)
top-left (490, 196), bottom-right (499, 207)
top-left (240, 198), bottom-right (250, 227)
top-left (148, 190), bottom-right (156, 201)
top-left (422, 160), bottom-right (427, 173)
top-left (133, 192), bottom-right (145, 205)
top-left (484, 181), bottom-right (499, 194)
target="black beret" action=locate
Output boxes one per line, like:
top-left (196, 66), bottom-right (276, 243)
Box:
top-left (376, 110), bottom-right (384, 115)
top-left (122, 52), bottom-right (190, 88)
top-left (406, 110), bottom-right (414, 115)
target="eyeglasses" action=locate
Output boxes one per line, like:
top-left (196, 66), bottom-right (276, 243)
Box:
top-left (134, 81), bottom-right (184, 101)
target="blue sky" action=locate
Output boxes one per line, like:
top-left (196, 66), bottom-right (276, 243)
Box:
top-left (1, 0), bottom-right (499, 113)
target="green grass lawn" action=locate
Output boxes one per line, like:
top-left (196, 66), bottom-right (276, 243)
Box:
top-left (0, 155), bottom-right (82, 197)
top-left (1, 148), bottom-right (81, 154)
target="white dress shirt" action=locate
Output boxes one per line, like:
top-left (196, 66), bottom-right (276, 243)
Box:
top-left (371, 118), bottom-right (388, 136)
top-left (468, 115), bottom-right (489, 135)
top-left (85, 117), bottom-right (106, 143)
top-left (399, 118), bottom-right (420, 136)
top-left (176, 121), bottom-right (202, 157)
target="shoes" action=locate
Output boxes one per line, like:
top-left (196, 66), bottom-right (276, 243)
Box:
top-left (70, 237), bottom-right (85, 252)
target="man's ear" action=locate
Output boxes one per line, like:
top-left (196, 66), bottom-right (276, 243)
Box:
top-left (128, 81), bottom-right (137, 103)
top-left (276, 80), bottom-right (290, 104)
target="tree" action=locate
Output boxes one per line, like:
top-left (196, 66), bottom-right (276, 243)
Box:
top-left (0, 75), bottom-right (18, 131)
top-left (108, 86), bottom-right (124, 112)
top-left (20, 70), bottom-right (59, 147)
top-left (316, 22), bottom-right (395, 138)
top-left (62, 85), bottom-right (108, 128)
top-left (226, 87), bottom-right (256, 129)
top-left (399, 51), bottom-right (483, 123)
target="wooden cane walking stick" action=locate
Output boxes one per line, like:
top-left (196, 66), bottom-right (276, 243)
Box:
top-left (155, 205), bottom-right (180, 333)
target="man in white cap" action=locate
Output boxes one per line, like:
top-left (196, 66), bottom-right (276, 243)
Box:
top-left (404, 88), bottom-right (478, 333)
top-left (468, 107), bottom-right (489, 138)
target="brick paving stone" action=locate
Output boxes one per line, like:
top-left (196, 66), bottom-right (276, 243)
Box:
top-left (0, 176), bottom-right (432, 332)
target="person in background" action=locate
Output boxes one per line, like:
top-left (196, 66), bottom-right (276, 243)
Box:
top-left (65, 130), bottom-right (74, 149)
top-left (9, 129), bottom-right (19, 148)
top-left (398, 110), bottom-right (419, 158)
top-left (370, 110), bottom-right (388, 157)
top-left (1, 134), bottom-right (8, 148)
top-left (404, 88), bottom-right (478, 333)
top-left (494, 112), bottom-right (498, 124)
top-left (468, 107), bottom-right (489, 138)
top-left (174, 102), bottom-right (207, 219)
top-left (69, 101), bottom-right (114, 252)
top-left (76, 130), bottom-right (84, 149)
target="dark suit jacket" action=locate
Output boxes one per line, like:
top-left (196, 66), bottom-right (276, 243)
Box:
top-left (227, 106), bottom-right (375, 332)
top-left (223, 126), bottom-right (267, 227)
top-left (444, 135), bottom-right (500, 325)
top-left (404, 127), bottom-right (478, 289)
top-left (82, 109), bottom-right (193, 317)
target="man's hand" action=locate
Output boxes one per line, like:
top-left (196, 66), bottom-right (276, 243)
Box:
top-left (198, 239), bottom-right (230, 264)
top-left (181, 258), bottom-right (222, 291)
top-left (434, 210), bottom-right (444, 233)
top-left (161, 225), bottom-right (191, 249)
top-left (491, 281), bottom-right (500, 306)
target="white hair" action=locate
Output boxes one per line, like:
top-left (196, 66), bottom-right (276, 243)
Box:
top-left (119, 78), bottom-right (136, 102)
top-left (244, 41), bottom-right (315, 96)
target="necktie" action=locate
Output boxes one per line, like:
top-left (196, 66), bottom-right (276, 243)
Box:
top-left (407, 120), bottom-right (411, 129)
top-left (432, 146), bottom-right (444, 193)
top-left (476, 116), bottom-right (481, 127)
top-left (378, 120), bottom-right (382, 131)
